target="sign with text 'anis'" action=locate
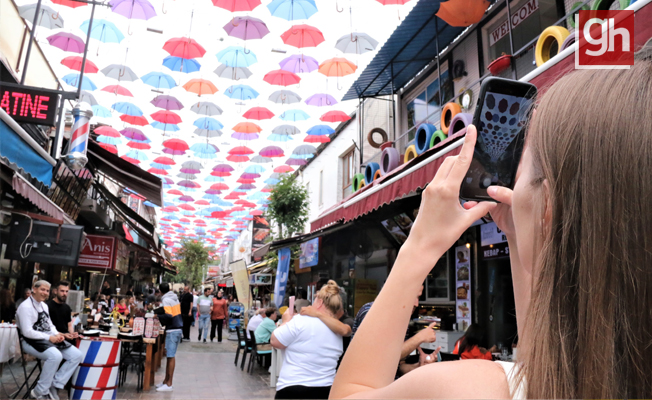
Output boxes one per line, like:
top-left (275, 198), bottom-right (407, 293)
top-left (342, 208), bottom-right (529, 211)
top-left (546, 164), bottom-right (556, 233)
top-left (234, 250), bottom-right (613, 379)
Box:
top-left (78, 235), bottom-right (116, 270)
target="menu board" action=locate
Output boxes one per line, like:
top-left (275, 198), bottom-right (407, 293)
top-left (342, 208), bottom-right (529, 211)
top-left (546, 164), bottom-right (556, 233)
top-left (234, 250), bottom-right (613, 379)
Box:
top-left (455, 245), bottom-right (472, 332)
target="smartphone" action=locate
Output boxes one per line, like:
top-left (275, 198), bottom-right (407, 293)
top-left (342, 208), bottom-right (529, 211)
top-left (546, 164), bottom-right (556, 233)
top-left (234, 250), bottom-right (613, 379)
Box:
top-left (459, 77), bottom-right (537, 201)
top-left (288, 296), bottom-right (295, 316)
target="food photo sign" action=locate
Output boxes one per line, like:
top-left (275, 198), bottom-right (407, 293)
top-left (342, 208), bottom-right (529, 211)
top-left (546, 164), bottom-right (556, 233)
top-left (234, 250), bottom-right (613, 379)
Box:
top-left (455, 245), bottom-right (472, 332)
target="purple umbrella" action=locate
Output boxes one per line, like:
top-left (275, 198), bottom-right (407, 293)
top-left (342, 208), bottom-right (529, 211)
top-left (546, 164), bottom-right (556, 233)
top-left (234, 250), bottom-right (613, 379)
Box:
top-left (237, 184), bottom-right (256, 190)
top-left (231, 131), bottom-right (259, 140)
top-left (151, 95), bottom-right (183, 110)
top-left (213, 164), bottom-right (234, 172)
top-left (46, 33), bottom-right (85, 53)
top-left (120, 127), bottom-right (148, 141)
top-left (180, 167), bottom-right (201, 174)
top-left (279, 55), bottom-right (319, 73)
top-left (178, 180), bottom-right (200, 189)
top-left (260, 146), bottom-right (284, 157)
top-left (286, 157), bottom-right (307, 166)
top-left (178, 195), bottom-right (195, 202)
top-left (109, 0), bottom-right (156, 20)
top-left (223, 16), bottom-right (270, 41)
top-left (241, 172), bottom-right (260, 179)
top-left (163, 148), bottom-right (186, 156)
top-left (206, 189), bottom-right (222, 195)
top-left (305, 93), bottom-right (338, 107)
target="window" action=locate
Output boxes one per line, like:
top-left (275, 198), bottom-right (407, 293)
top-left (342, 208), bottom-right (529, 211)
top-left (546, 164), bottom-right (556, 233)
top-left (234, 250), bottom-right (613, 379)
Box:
top-left (341, 149), bottom-right (355, 198)
top-left (318, 170), bottom-right (323, 207)
top-left (406, 69), bottom-right (453, 131)
top-left (419, 253), bottom-right (451, 303)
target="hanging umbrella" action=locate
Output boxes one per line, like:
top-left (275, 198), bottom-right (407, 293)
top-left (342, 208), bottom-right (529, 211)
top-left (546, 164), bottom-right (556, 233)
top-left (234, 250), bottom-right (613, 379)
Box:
top-left (286, 157), bottom-right (307, 166)
top-left (151, 95), bottom-right (183, 110)
top-left (111, 102), bottom-right (143, 116)
top-left (268, 133), bottom-right (293, 142)
top-left (279, 54), bottom-right (318, 73)
top-left (102, 84), bottom-right (133, 96)
top-left (97, 135), bottom-right (121, 145)
top-left (321, 110), bottom-right (351, 122)
top-left (141, 71), bottom-right (176, 89)
top-left (190, 143), bottom-right (219, 154)
top-left (183, 79), bottom-right (218, 96)
top-left (154, 156), bottom-right (176, 166)
top-left (245, 165), bottom-right (265, 174)
top-left (80, 19), bottom-right (124, 43)
top-left (263, 70), bottom-right (300, 86)
top-left (272, 124), bottom-right (301, 135)
top-left (123, 156), bottom-right (141, 165)
top-left (120, 114), bottom-right (148, 125)
top-left (281, 25), bottom-right (324, 48)
top-left (98, 143), bottom-right (118, 153)
top-left (194, 128), bottom-right (223, 138)
top-left (177, 174), bottom-right (198, 181)
top-left (47, 33), bottom-right (85, 53)
top-left (213, 0), bottom-right (261, 12)
top-left (61, 56), bottom-right (98, 73)
top-left (251, 155), bottom-right (273, 163)
top-left (259, 146), bottom-right (284, 157)
top-left (224, 85), bottom-right (259, 100)
top-left (125, 149), bottom-right (149, 161)
top-left (79, 91), bottom-right (98, 106)
top-left (95, 126), bottom-right (120, 137)
top-left (151, 162), bottom-right (171, 170)
top-left (151, 121), bottom-right (180, 132)
top-left (231, 132), bottom-right (259, 140)
top-left (436, 0), bottom-right (489, 27)
top-left (268, 90), bottom-right (301, 104)
top-left (233, 122), bottom-right (261, 133)
top-left (305, 93), bottom-right (337, 106)
top-left (223, 16), bottom-right (269, 41)
top-left (181, 160), bottom-right (203, 171)
top-left (127, 140), bottom-right (150, 149)
top-left (229, 146), bottom-right (254, 155)
top-left (121, 127), bottom-right (149, 141)
top-left (274, 165), bottom-right (294, 173)
top-left (52, 0), bottom-right (86, 7)
top-left (319, 57), bottom-right (357, 77)
top-left (214, 64), bottom-right (252, 80)
top-left (226, 155), bottom-right (249, 163)
top-left (151, 110), bottom-right (182, 124)
top-left (267, 0), bottom-right (317, 20)
top-left (213, 164), bottom-right (234, 173)
top-left (109, 0), bottom-right (157, 20)
top-left (163, 138), bottom-right (189, 151)
top-left (335, 33), bottom-right (379, 54)
top-left (216, 46), bottom-right (257, 67)
top-left (279, 109), bottom-right (309, 121)
top-left (164, 37), bottom-right (206, 59)
top-left (191, 102), bottom-right (223, 116)
top-left (101, 64), bottom-right (138, 81)
top-left (19, 4), bottom-right (64, 29)
top-left (304, 135), bottom-right (330, 143)
top-left (178, 180), bottom-right (201, 189)
top-left (163, 56), bottom-right (201, 73)
top-left (62, 73), bottom-right (97, 90)
top-left (293, 144), bottom-right (317, 156)
top-left (193, 117), bottom-right (223, 130)
top-left (307, 125), bottom-right (335, 136)
top-left (243, 107), bottom-right (273, 120)
top-left (163, 148), bottom-right (185, 156)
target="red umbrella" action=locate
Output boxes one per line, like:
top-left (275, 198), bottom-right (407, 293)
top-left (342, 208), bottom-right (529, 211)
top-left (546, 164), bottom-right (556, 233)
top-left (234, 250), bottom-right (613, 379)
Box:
top-left (120, 115), bottom-right (148, 126)
top-left (52, 0), bottom-right (87, 8)
top-left (281, 25), bottom-right (325, 48)
top-left (154, 156), bottom-right (176, 165)
top-left (274, 165), bottom-right (294, 173)
top-left (162, 205), bottom-right (179, 212)
top-left (148, 168), bottom-right (168, 175)
top-left (163, 37), bottom-right (207, 59)
top-left (211, 211), bottom-right (230, 218)
top-left (213, 0), bottom-right (261, 11)
top-left (264, 70), bottom-right (300, 86)
top-left (250, 209), bottom-right (264, 216)
top-left (127, 141), bottom-right (151, 149)
top-left (163, 138), bottom-right (189, 151)
top-left (237, 177), bottom-right (255, 184)
top-left (243, 107), bottom-right (274, 120)
top-left (98, 143), bottom-right (118, 154)
top-left (195, 200), bottom-right (210, 205)
top-left (167, 189), bottom-right (184, 195)
top-left (94, 126), bottom-right (120, 137)
top-left (179, 204), bottom-right (196, 211)
top-left (61, 56), bottom-right (98, 73)
top-left (211, 170), bottom-right (231, 177)
top-left (102, 85), bottom-right (133, 97)
top-left (210, 183), bottom-right (229, 190)
top-left (304, 135), bottom-right (330, 143)
top-left (226, 155), bottom-right (249, 162)
top-left (224, 193), bottom-right (242, 199)
top-left (151, 110), bottom-right (182, 124)
top-left (320, 110), bottom-right (351, 122)
top-left (228, 146), bottom-right (254, 155)
top-left (121, 155), bottom-right (140, 164)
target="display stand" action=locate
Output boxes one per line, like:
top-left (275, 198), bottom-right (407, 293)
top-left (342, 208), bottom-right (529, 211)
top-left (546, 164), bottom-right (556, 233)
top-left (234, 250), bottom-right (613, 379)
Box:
top-left (227, 302), bottom-right (245, 341)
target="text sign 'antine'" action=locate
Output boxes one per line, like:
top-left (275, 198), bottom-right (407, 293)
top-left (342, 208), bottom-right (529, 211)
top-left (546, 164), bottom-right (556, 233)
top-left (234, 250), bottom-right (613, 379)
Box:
top-left (0, 86), bottom-right (58, 126)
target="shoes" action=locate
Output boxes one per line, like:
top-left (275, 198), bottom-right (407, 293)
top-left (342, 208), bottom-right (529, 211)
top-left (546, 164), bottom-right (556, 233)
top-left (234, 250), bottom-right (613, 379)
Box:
top-left (210, 339), bottom-right (213, 342)
top-left (197, 331), bottom-right (201, 340)
top-left (156, 384), bottom-right (174, 392)
top-left (49, 387), bottom-right (60, 400)
top-left (30, 389), bottom-right (52, 399)
top-left (156, 382), bottom-right (165, 388)
top-left (203, 339), bottom-right (206, 343)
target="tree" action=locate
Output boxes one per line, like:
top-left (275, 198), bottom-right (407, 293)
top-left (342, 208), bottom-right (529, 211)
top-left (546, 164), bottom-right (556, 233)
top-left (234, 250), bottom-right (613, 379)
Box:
top-left (266, 174), bottom-right (309, 239)
top-left (174, 239), bottom-right (211, 289)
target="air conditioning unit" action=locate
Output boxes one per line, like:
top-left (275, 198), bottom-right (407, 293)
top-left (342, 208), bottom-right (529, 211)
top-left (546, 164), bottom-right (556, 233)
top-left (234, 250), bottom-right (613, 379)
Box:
top-left (67, 290), bottom-right (85, 313)
top-left (80, 198), bottom-right (111, 229)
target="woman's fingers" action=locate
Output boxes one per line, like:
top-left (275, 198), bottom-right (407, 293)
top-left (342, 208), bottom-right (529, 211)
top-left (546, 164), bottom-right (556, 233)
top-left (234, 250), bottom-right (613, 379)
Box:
top-left (462, 201), bottom-right (478, 210)
top-left (465, 201), bottom-right (497, 224)
top-left (447, 125), bottom-right (478, 183)
top-left (487, 186), bottom-right (513, 206)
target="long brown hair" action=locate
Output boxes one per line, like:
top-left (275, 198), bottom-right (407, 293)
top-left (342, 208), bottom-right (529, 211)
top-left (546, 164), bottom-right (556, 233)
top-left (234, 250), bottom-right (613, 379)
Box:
top-left (520, 58), bottom-right (652, 398)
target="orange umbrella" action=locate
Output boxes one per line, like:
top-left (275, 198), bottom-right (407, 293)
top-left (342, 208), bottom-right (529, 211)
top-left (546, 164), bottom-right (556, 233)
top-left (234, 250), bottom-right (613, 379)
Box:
top-left (233, 122), bottom-right (262, 133)
top-left (436, 0), bottom-right (489, 27)
top-left (318, 57), bottom-right (357, 77)
top-left (183, 79), bottom-right (218, 97)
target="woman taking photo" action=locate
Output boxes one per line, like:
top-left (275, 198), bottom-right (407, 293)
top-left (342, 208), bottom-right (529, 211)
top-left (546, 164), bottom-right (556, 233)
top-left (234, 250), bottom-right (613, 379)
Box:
top-left (270, 280), bottom-right (344, 399)
top-left (332, 60), bottom-right (652, 399)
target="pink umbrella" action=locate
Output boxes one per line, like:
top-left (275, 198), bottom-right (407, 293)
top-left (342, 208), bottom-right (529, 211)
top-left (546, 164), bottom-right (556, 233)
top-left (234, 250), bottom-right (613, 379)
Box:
top-left (163, 138), bottom-right (189, 151)
top-left (211, 183), bottom-right (229, 190)
top-left (274, 165), bottom-right (294, 173)
top-left (164, 37), bottom-right (206, 59)
top-left (163, 148), bottom-right (186, 156)
top-left (151, 110), bottom-right (182, 124)
top-left (99, 143), bottom-right (118, 153)
top-left (228, 146), bottom-right (254, 155)
top-left (151, 95), bottom-right (184, 110)
top-left (263, 70), bottom-right (300, 87)
top-left (250, 209), bottom-right (264, 216)
top-left (46, 33), bottom-right (85, 53)
top-left (148, 168), bottom-right (168, 175)
top-left (178, 196), bottom-right (195, 203)
top-left (231, 132), bottom-right (259, 140)
top-left (321, 110), bottom-right (351, 122)
top-left (213, 163), bottom-right (235, 172)
top-left (237, 177), bottom-right (256, 184)
top-left (240, 172), bottom-right (260, 179)
top-left (94, 126), bottom-right (120, 137)
top-left (102, 85), bottom-right (133, 96)
top-left (259, 146), bottom-right (284, 157)
top-left (243, 107), bottom-right (274, 120)
top-left (167, 189), bottom-right (184, 195)
top-left (178, 180), bottom-right (201, 189)
top-left (195, 200), bottom-right (210, 205)
top-left (121, 127), bottom-right (148, 141)
top-left (121, 155), bottom-right (141, 164)
top-left (127, 141), bottom-right (151, 149)
top-left (226, 155), bottom-right (249, 163)
top-left (205, 189), bottom-right (222, 195)
top-left (281, 25), bottom-right (325, 48)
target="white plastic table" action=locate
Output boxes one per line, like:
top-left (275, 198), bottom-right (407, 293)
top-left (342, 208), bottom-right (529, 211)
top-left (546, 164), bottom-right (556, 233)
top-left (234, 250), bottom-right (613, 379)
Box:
top-left (0, 325), bottom-right (20, 363)
top-left (270, 347), bottom-right (284, 388)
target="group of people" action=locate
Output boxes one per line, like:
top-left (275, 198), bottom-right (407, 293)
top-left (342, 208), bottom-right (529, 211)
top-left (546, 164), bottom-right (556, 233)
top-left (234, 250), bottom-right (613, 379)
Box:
top-left (178, 285), bottom-right (230, 343)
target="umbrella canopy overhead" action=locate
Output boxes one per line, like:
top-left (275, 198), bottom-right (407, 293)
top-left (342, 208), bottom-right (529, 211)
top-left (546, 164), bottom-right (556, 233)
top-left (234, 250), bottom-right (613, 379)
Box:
top-left (19, 4), bottom-right (65, 29)
top-left (335, 33), bottom-right (379, 54)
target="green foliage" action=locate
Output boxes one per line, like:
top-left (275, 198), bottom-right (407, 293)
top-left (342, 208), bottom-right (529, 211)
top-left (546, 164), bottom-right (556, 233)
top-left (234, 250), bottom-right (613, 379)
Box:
top-left (174, 239), bottom-right (211, 289)
top-left (266, 174), bottom-right (309, 239)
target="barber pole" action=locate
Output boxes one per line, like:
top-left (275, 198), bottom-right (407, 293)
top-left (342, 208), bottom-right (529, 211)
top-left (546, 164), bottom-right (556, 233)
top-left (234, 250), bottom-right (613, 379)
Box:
top-left (64, 102), bottom-right (93, 171)
top-left (71, 339), bottom-right (121, 400)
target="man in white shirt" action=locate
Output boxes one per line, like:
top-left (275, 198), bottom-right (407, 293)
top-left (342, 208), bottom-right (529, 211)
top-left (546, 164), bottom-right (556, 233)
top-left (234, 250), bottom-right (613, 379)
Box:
top-left (17, 280), bottom-right (82, 400)
top-left (245, 309), bottom-right (264, 339)
top-left (191, 290), bottom-right (198, 327)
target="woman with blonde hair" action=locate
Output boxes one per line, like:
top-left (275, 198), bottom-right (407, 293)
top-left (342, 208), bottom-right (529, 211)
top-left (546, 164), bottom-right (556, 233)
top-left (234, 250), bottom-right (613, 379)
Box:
top-left (332, 58), bottom-right (652, 399)
top-left (271, 280), bottom-right (344, 399)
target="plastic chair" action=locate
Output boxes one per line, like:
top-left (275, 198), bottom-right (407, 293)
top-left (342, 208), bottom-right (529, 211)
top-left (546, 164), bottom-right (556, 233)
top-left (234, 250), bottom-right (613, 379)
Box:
top-left (118, 336), bottom-right (145, 392)
top-left (246, 331), bottom-right (272, 375)
top-left (12, 329), bottom-right (42, 399)
top-left (234, 326), bottom-right (247, 367)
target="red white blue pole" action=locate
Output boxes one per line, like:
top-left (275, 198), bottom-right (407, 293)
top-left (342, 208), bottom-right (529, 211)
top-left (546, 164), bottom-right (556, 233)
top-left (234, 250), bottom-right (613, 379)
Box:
top-left (64, 102), bottom-right (93, 171)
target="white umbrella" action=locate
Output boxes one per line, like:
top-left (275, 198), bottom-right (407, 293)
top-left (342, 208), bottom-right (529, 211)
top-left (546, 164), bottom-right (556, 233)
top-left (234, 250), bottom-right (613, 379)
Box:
top-left (335, 33), bottom-right (379, 55)
top-left (214, 64), bottom-right (252, 80)
top-left (18, 4), bottom-right (64, 29)
top-left (268, 90), bottom-right (301, 104)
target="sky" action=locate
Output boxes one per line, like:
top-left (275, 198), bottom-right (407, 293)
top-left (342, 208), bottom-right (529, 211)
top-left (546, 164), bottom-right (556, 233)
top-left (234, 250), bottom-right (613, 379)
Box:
top-left (19, 0), bottom-right (416, 250)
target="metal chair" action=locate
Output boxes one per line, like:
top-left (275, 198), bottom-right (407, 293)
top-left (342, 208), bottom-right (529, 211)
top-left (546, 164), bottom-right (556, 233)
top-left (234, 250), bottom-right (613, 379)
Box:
top-left (11, 329), bottom-right (42, 399)
top-left (234, 326), bottom-right (247, 367)
top-left (240, 330), bottom-right (253, 371)
top-left (118, 336), bottom-right (145, 392)
top-left (246, 330), bottom-right (272, 375)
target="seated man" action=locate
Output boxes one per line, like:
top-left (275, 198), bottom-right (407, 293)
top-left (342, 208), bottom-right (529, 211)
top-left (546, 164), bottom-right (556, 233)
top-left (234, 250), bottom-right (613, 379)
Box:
top-left (245, 308), bottom-right (264, 339)
top-left (46, 281), bottom-right (78, 344)
top-left (17, 280), bottom-right (82, 400)
top-left (253, 307), bottom-right (278, 351)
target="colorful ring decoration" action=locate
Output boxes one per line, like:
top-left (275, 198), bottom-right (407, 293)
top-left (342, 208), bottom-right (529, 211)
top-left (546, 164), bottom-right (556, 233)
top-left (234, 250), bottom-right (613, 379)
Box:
top-left (441, 102), bottom-right (461, 135)
top-left (561, 31), bottom-right (577, 51)
top-left (367, 128), bottom-right (388, 149)
top-left (535, 26), bottom-right (570, 67)
top-left (358, 180), bottom-right (366, 190)
top-left (567, 2), bottom-right (589, 28)
top-left (404, 145), bottom-right (418, 164)
top-left (352, 173), bottom-right (365, 191)
top-left (592, 0), bottom-right (629, 10)
top-left (373, 169), bottom-right (382, 181)
top-left (449, 113), bottom-right (473, 136)
top-left (429, 129), bottom-right (448, 148)
top-left (364, 162), bottom-right (380, 185)
top-left (380, 147), bottom-right (400, 175)
top-left (415, 123), bottom-right (437, 155)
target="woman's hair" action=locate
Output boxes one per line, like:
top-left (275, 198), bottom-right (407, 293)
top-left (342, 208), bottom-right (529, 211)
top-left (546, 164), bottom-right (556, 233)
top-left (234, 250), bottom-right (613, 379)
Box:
top-left (520, 58), bottom-right (652, 399)
top-left (119, 298), bottom-right (126, 305)
top-left (315, 280), bottom-right (343, 316)
top-left (457, 324), bottom-right (485, 354)
top-left (0, 288), bottom-right (13, 307)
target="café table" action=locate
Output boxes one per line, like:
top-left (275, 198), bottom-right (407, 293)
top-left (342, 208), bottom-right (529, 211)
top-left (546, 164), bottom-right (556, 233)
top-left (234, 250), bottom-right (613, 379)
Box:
top-left (270, 347), bottom-right (283, 388)
top-left (0, 324), bottom-right (20, 364)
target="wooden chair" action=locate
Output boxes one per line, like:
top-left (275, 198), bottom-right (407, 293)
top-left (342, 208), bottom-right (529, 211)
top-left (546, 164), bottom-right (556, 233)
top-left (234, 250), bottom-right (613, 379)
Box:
top-left (234, 326), bottom-right (247, 367)
top-left (246, 330), bottom-right (272, 374)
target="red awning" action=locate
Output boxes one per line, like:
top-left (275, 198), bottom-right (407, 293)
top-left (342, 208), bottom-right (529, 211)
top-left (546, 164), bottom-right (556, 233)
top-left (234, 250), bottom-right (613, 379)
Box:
top-left (310, 131), bottom-right (465, 232)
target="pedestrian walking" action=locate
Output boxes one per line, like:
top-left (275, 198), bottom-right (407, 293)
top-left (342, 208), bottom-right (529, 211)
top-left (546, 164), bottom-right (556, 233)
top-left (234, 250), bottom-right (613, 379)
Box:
top-left (156, 283), bottom-right (183, 392)
top-left (197, 288), bottom-right (213, 343)
top-left (191, 290), bottom-right (198, 328)
top-left (179, 286), bottom-right (193, 341)
top-left (210, 291), bottom-right (228, 342)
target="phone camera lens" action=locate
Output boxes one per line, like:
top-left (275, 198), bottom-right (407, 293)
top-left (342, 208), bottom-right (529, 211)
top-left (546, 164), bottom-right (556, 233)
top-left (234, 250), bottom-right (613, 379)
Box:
top-left (479, 173), bottom-right (493, 189)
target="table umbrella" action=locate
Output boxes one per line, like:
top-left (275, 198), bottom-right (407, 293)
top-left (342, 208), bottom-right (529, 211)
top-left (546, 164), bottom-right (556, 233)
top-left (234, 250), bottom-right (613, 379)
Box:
top-left (61, 56), bottom-right (98, 73)
top-left (79, 91), bottom-right (98, 106)
top-left (307, 125), bottom-right (335, 136)
top-left (223, 16), bottom-right (269, 41)
top-left (264, 70), bottom-right (300, 86)
top-left (259, 146), bottom-right (284, 157)
top-left (233, 122), bottom-right (261, 133)
top-left (194, 117), bottom-right (224, 130)
top-left (62, 73), bottom-right (97, 90)
top-left (151, 121), bottom-right (180, 132)
top-left (268, 90), bottom-right (301, 104)
top-left (101, 64), bottom-right (138, 81)
top-left (226, 155), bottom-right (249, 163)
top-left (216, 46), bottom-right (257, 68)
top-left (281, 25), bottom-right (324, 48)
top-left (164, 37), bottom-right (206, 59)
top-left (214, 64), bottom-right (252, 80)
top-left (194, 128), bottom-right (223, 138)
top-left (120, 114), bottom-right (148, 125)
top-left (213, 0), bottom-right (261, 11)
top-left (95, 126), bottom-right (120, 137)
top-left (231, 132), bottom-right (259, 140)
top-left (305, 93), bottom-right (337, 106)
top-left (229, 146), bottom-right (254, 155)
top-left (141, 71), bottom-right (176, 89)
top-left (279, 54), bottom-right (318, 73)
top-left (279, 109), bottom-right (309, 121)
top-left (163, 56), bottom-right (201, 73)
top-left (112, 102), bottom-right (143, 116)
top-left (81, 19), bottom-right (124, 43)
top-left (19, 4), bottom-right (64, 29)
top-left (183, 79), bottom-right (218, 96)
top-left (122, 127), bottom-right (149, 141)
top-left (163, 138), bottom-right (189, 151)
top-left (304, 135), bottom-right (330, 143)
top-left (97, 135), bottom-right (121, 145)
top-left (190, 102), bottom-right (223, 116)
top-left (224, 85), bottom-right (259, 100)
top-left (102, 85), bottom-right (133, 96)
top-left (47, 33), bottom-right (85, 52)
top-left (335, 33), bottom-right (379, 54)
top-left (321, 110), bottom-right (351, 122)
top-left (151, 110), bottom-right (182, 124)
top-left (151, 95), bottom-right (183, 110)
top-left (109, 0), bottom-right (156, 20)
top-left (251, 155), bottom-right (273, 163)
top-left (243, 107), bottom-right (273, 120)
top-left (267, 0), bottom-right (317, 20)
top-left (127, 140), bottom-right (151, 149)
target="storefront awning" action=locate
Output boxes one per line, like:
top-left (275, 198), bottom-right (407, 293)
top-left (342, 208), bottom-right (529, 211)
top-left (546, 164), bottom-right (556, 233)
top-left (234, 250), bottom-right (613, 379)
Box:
top-left (310, 132), bottom-right (465, 232)
top-left (87, 140), bottom-right (163, 207)
top-left (11, 173), bottom-right (75, 224)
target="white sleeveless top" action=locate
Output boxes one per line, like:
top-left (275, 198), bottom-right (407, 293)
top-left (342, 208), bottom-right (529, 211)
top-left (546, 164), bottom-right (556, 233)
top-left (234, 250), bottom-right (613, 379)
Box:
top-left (496, 361), bottom-right (526, 399)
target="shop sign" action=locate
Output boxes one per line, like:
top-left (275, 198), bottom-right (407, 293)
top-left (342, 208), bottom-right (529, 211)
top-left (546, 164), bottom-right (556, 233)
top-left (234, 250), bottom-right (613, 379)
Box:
top-left (489, 0), bottom-right (539, 46)
top-left (226, 278), bottom-right (234, 288)
top-left (299, 237), bottom-right (319, 269)
top-left (114, 240), bottom-right (129, 274)
top-left (0, 85), bottom-right (58, 126)
top-left (207, 265), bottom-right (220, 277)
top-left (78, 235), bottom-right (116, 269)
top-left (455, 245), bottom-right (472, 332)
top-left (249, 273), bottom-right (272, 286)
top-left (480, 222), bottom-right (509, 259)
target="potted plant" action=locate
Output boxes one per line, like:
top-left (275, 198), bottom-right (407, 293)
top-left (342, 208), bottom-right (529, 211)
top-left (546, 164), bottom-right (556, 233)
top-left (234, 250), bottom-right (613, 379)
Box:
top-left (487, 53), bottom-right (512, 75)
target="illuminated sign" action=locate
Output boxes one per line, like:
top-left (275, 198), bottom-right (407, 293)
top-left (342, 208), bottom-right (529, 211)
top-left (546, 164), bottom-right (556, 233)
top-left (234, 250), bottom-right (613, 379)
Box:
top-left (0, 86), bottom-right (58, 126)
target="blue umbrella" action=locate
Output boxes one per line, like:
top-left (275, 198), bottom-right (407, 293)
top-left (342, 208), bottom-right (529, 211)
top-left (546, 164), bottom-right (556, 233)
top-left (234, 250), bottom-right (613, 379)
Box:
top-left (265, 177), bottom-right (280, 185)
top-left (92, 105), bottom-right (112, 118)
top-left (248, 192), bottom-right (267, 200)
top-left (204, 175), bottom-right (224, 182)
top-left (267, 0), bottom-right (318, 20)
top-left (62, 73), bottom-right (97, 90)
top-left (280, 109), bottom-right (310, 121)
top-left (307, 125), bottom-right (335, 136)
top-left (141, 71), bottom-right (176, 89)
top-left (143, 201), bottom-right (158, 207)
top-left (245, 165), bottom-right (265, 174)
top-left (151, 162), bottom-right (172, 170)
top-left (216, 46), bottom-right (257, 68)
top-left (151, 121), bottom-right (180, 132)
top-left (96, 135), bottom-right (122, 145)
top-left (125, 150), bottom-right (149, 161)
top-left (193, 117), bottom-right (224, 130)
top-left (162, 56), bottom-right (201, 73)
top-left (80, 19), bottom-right (124, 43)
top-left (111, 102), bottom-right (143, 116)
top-left (268, 133), bottom-right (293, 142)
top-left (224, 85), bottom-right (259, 101)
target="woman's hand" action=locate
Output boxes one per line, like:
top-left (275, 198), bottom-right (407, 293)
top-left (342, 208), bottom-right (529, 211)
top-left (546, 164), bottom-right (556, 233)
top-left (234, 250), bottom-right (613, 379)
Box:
top-left (486, 186), bottom-right (516, 238)
top-left (405, 125), bottom-right (497, 260)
